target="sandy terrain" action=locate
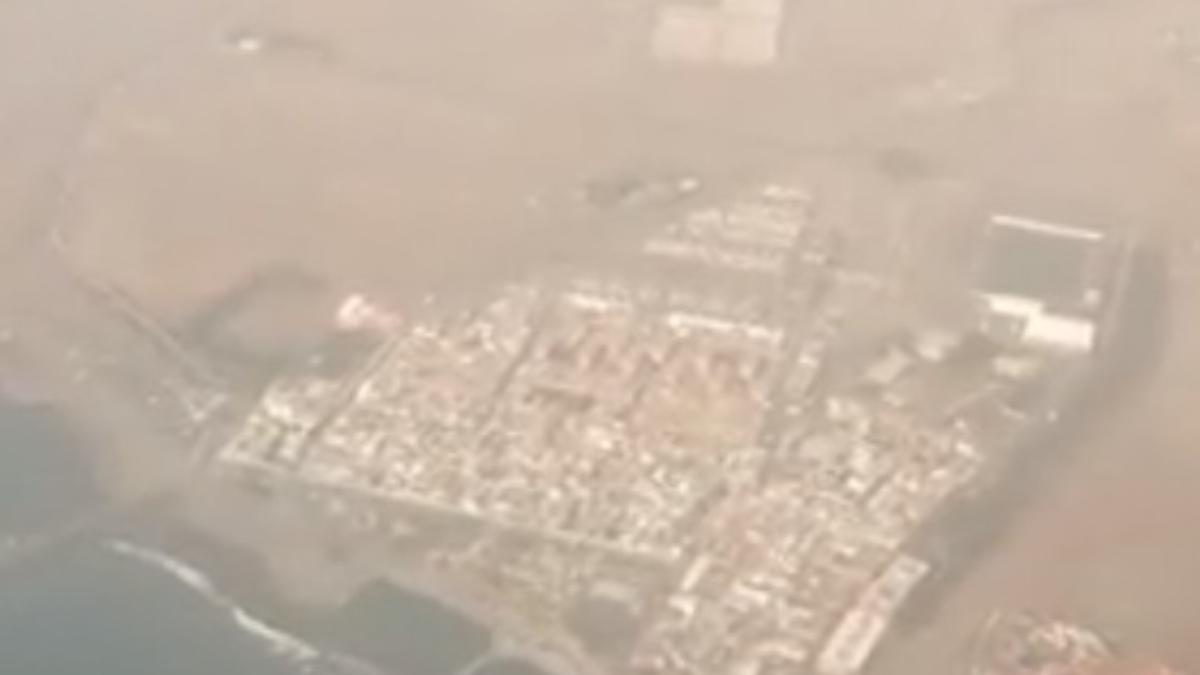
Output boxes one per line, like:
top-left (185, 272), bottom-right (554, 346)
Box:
top-left (61, 0), bottom-right (814, 327)
top-left (0, 0), bottom-right (244, 250)
top-left (52, 0), bottom-right (1200, 329)
top-left (8, 0), bottom-right (1200, 670)
top-left (872, 246), bottom-right (1200, 673)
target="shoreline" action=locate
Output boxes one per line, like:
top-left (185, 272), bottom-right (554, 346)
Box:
top-left (0, 312), bottom-right (573, 675)
top-left (0, 229), bottom-right (578, 673)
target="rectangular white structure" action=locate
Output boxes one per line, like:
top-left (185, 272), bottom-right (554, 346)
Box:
top-left (991, 214), bottom-right (1106, 243)
top-left (653, 6), bottom-right (721, 64)
top-left (652, 0), bottom-right (786, 67)
top-left (722, 0), bottom-right (786, 19)
top-left (719, 16), bottom-right (781, 66)
top-left (816, 556), bottom-right (931, 675)
top-left (1022, 313), bottom-right (1096, 353)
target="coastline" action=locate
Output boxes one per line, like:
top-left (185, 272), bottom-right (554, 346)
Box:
top-left (0, 303), bottom-right (569, 675)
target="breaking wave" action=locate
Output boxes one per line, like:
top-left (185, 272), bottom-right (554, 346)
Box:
top-left (231, 606), bottom-right (319, 660)
top-left (106, 540), bottom-right (319, 662)
top-left (107, 539), bottom-right (217, 597)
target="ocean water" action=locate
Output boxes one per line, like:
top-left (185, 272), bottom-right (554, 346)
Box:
top-left (0, 398), bottom-right (547, 675)
top-left (0, 401), bottom-right (97, 537)
top-left (0, 541), bottom-right (301, 675)
top-left (0, 399), bottom-right (308, 675)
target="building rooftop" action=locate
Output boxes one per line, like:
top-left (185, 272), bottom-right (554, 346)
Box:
top-left (1091, 660), bottom-right (1187, 675)
top-left (977, 215), bottom-right (1105, 312)
top-left (652, 5), bottom-right (721, 64)
top-left (652, 0), bottom-right (787, 67)
top-left (968, 612), bottom-right (1186, 675)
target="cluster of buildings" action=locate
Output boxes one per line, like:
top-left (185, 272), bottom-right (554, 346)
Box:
top-left (627, 305), bottom-right (1064, 675)
top-left (971, 612), bottom-right (1112, 675)
top-left (216, 179), bottom-right (1122, 675)
top-left (969, 612), bottom-right (1184, 675)
top-left (652, 0), bottom-right (786, 67)
top-left (974, 214), bottom-right (1118, 355)
top-left (221, 184), bottom-right (814, 562)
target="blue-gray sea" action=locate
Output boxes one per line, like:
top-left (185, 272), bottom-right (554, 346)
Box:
top-left (0, 398), bottom-right (548, 675)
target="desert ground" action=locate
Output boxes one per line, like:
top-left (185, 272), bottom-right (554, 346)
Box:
top-left (7, 0), bottom-right (1200, 670)
top-left (50, 0), bottom-right (1200, 335)
top-left (871, 243), bottom-right (1200, 673)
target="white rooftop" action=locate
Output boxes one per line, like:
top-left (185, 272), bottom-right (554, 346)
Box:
top-left (653, 1), bottom-right (784, 67)
top-left (719, 16), bottom-right (781, 67)
top-left (652, 6), bottom-right (721, 64)
top-left (1022, 313), bottom-right (1096, 353)
top-left (722, 0), bottom-right (786, 18)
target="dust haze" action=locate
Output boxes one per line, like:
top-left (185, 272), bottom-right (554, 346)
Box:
top-left (2, 0), bottom-right (1199, 674)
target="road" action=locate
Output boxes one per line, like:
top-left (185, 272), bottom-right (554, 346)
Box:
top-left (0, 0), bottom-right (276, 383)
top-left (0, 0), bottom-right (227, 569)
top-left (0, 0), bottom-right (253, 249)
top-left (0, 0), bottom-right (260, 566)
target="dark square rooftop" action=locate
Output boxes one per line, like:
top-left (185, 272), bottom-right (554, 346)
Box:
top-left (976, 215), bottom-right (1104, 310)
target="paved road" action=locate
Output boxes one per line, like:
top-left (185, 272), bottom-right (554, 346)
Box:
top-left (0, 0), bottom-right (257, 575)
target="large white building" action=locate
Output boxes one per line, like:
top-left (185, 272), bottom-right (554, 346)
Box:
top-left (974, 214), bottom-right (1112, 354)
top-left (652, 0), bottom-right (786, 67)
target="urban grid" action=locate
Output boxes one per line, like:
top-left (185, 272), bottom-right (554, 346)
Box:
top-left (218, 179), bottom-right (1120, 675)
